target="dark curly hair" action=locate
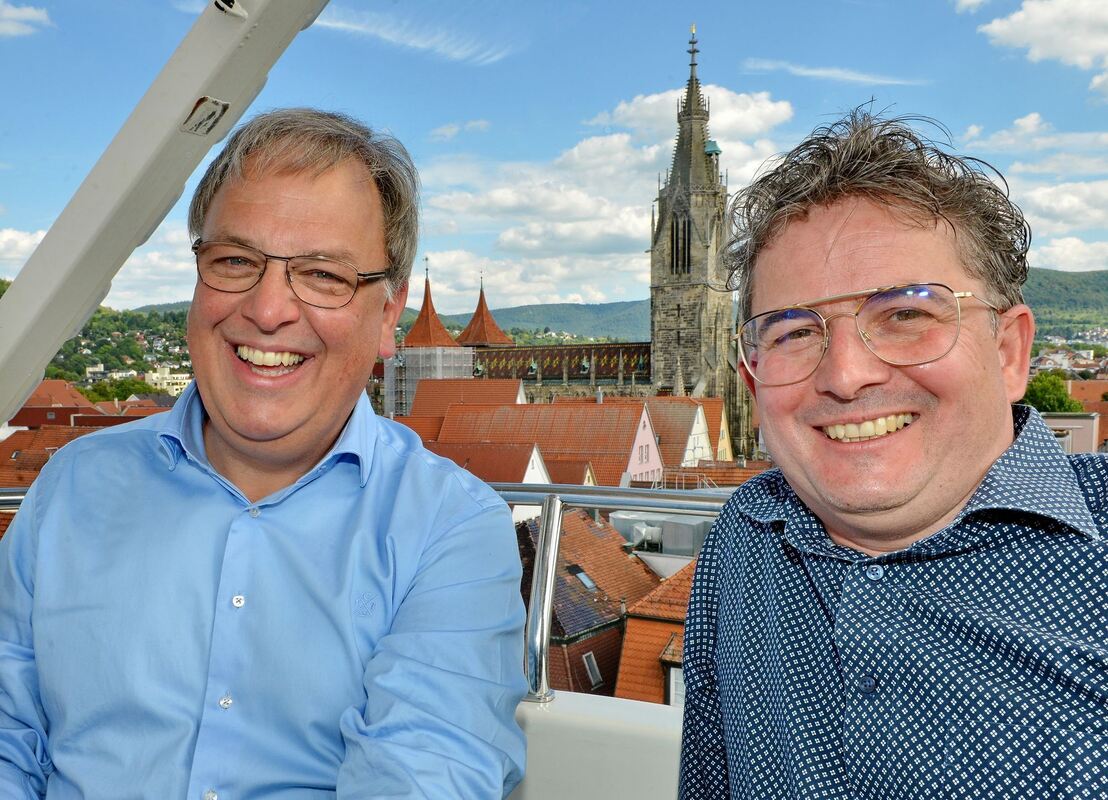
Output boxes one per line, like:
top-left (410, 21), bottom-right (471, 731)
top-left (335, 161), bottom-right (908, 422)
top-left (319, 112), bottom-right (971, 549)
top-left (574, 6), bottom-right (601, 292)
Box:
top-left (725, 107), bottom-right (1031, 323)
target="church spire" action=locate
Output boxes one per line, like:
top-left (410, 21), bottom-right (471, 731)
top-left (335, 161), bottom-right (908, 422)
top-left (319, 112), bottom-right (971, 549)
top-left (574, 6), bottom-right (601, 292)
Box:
top-left (668, 25), bottom-right (715, 191)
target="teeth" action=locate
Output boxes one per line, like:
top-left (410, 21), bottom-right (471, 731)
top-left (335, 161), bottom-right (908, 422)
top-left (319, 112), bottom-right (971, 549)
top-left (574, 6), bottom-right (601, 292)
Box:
top-left (823, 414), bottom-right (914, 442)
top-left (236, 345), bottom-right (305, 368)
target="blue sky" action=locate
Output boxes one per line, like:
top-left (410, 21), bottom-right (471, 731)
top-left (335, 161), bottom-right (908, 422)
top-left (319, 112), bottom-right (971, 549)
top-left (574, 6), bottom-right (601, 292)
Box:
top-left (1, 0), bottom-right (1107, 313)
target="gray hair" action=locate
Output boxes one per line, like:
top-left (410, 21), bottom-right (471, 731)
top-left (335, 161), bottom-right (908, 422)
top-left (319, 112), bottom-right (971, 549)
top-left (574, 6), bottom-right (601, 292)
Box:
top-left (188, 108), bottom-right (420, 298)
top-left (726, 107), bottom-right (1031, 323)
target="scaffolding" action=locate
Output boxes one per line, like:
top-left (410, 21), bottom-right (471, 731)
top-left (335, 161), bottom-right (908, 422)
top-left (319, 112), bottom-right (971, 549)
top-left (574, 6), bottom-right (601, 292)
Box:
top-left (383, 346), bottom-right (474, 417)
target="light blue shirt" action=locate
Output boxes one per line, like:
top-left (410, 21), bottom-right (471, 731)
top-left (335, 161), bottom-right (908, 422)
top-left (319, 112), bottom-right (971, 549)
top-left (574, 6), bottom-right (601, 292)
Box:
top-left (0, 382), bottom-right (527, 799)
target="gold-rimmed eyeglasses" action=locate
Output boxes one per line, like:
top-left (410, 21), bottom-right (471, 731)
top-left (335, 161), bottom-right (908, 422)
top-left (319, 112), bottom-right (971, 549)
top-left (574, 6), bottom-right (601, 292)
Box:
top-left (736, 283), bottom-right (1003, 387)
top-left (192, 239), bottom-right (389, 309)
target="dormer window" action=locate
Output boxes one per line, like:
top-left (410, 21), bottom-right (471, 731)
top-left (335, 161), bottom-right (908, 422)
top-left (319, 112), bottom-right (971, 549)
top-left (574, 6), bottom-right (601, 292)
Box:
top-left (567, 564), bottom-right (596, 591)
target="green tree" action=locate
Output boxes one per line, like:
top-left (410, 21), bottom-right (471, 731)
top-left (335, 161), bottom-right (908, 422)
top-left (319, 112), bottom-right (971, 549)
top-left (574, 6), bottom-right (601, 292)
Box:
top-left (79, 379), bottom-right (158, 402)
top-left (1021, 373), bottom-right (1084, 413)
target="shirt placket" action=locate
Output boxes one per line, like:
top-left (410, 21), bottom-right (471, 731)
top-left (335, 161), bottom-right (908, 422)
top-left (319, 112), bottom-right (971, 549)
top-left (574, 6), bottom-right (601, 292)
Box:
top-left (185, 504), bottom-right (260, 800)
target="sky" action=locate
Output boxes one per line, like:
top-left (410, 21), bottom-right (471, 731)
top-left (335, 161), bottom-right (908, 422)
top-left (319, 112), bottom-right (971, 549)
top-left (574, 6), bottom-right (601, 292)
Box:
top-left (1, 0), bottom-right (1107, 314)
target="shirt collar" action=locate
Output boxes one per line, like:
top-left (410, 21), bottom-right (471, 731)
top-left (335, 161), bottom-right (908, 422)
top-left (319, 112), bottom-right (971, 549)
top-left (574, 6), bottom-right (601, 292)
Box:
top-left (156, 382), bottom-right (378, 488)
top-left (733, 404), bottom-right (1100, 557)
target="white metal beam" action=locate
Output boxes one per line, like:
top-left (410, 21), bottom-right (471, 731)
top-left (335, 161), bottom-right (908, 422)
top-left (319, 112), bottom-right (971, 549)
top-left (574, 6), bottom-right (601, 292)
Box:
top-left (0, 0), bottom-right (330, 422)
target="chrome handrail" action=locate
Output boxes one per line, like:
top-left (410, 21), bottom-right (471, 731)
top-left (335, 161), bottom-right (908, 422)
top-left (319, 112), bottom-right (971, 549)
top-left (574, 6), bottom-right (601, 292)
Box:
top-left (489, 482), bottom-right (732, 703)
top-left (0, 488), bottom-right (26, 511)
top-left (0, 482), bottom-right (735, 704)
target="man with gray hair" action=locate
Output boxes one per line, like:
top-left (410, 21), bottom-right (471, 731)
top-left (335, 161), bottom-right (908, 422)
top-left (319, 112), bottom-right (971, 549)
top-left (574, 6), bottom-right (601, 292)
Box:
top-left (0, 109), bottom-right (527, 797)
top-left (679, 109), bottom-right (1108, 799)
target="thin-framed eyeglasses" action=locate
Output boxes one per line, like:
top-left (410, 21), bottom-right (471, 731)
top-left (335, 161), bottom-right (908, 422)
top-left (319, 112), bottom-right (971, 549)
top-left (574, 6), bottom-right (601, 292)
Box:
top-left (192, 239), bottom-right (389, 309)
top-left (735, 282), bottom-right (1003, 387)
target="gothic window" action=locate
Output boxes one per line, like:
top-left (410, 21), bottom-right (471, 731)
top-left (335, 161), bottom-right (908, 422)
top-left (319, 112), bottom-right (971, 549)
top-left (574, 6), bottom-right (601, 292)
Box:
top-left (671, 214), bottom-right (691, 274)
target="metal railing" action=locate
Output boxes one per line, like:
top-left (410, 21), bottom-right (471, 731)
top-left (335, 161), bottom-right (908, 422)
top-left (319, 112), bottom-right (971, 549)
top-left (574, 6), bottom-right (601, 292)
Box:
top-left (0, 482), bottom-right (733, 704)
top-left (489, 483), bottom-right (731, 703)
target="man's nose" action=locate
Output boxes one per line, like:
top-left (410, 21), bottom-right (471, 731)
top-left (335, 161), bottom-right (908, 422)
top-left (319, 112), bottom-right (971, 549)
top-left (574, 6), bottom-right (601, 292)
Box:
top-left (811, 313), bottom-right (892, 399)
top-left (240, 258), bottom-right (301, 331)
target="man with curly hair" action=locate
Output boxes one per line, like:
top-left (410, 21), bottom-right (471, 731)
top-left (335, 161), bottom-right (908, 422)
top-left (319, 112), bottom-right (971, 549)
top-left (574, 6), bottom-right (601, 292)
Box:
top-left (679, 109), bottom-right (1108, 799)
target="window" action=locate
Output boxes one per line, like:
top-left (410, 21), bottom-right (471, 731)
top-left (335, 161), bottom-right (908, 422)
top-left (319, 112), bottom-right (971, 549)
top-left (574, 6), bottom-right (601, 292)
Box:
top-left (644, 443), bottom-right (650, 461)
top-left (582, 651), bottom-right (603, 689)
top-left (46, 411), bottom-right (55, 420)
top-left (567, 564), bottom-right (596, 591)
top-left (667, 666), bottom-right (686, 707)
top-left (638, 444), bottom-right (643, 463)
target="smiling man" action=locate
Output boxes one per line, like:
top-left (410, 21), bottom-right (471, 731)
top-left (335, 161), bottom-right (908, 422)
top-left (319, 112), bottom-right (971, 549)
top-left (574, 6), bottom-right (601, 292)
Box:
top-left (0, 109), bottom-right (526, 798)
top-left (679, 110), bottom-right (1108, 799)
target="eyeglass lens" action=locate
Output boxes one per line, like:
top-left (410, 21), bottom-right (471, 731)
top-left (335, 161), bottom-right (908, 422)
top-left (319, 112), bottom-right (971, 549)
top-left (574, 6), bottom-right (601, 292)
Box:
top-left (740, 284), bottom-right (962, 386)
top-left (195, 242), bottom-right (361, 308)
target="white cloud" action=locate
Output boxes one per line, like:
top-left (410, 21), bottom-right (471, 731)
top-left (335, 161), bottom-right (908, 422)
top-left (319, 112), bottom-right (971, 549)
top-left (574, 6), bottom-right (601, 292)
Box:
top-left (1018, 179), bottom-right (1108, 235)
top-left (414, 249), bottom-right (648, 314)
top-left (1030, 237), bottom-right (1108, 271)
top-left (1010, 153), bottom-right (1108, 175)
top-left (589, 85), bottom-right (793, 142)
top-left (103, 222), bottom-right (197, 308)
top-left (0, 1), bottom-right (50, 37)
top-left (963, 113), bottom-right (1108, 152)
top-left (954, 0), bottom-right (990, 11)
top-left (742, 58), bottom-right (926, 86)
top-left (980, 0), bottom-right (1108, 96)
top-left (429, 119), bottom-right (491, 141)
top-left (314, 6), bottom-right (514, 65)
top-left (0, 228), bottom-right (46, 277)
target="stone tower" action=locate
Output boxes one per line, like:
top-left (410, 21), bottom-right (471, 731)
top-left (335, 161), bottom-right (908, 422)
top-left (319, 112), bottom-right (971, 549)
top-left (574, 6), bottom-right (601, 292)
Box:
top-left (650, 28), bottom-right (752, 455)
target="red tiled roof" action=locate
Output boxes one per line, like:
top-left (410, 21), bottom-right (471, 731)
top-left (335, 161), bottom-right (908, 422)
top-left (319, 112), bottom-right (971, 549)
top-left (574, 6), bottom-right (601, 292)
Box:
top-left (393, 415), bottom-right (445, 442)
top-left (614, 617), bottom-right (684, 704)
top-left (25, 379), bottom-right (95, 408)
top-left (662, 463), bottom-right (770, 488)
top-left (643, 398), bottom-right (699, 467)
top-left (426, 442), bottom-right (538, 483)
top-left (627, 558), bottom-right (696, 621)
top-left (1069, 380), bottom-right (1108, 403)
top-left (518, 510), bottom-right (660, 640)
top-left (438, 403), bottom-right (647, 485)
top-left (410, 378), bottom-right (522, 417)
top-left (94, 399), bottom-right (157, 415)
top-left (614, 559), bottom-right (697, 704)
top-left (455, 285), bottom-right (514, 346)
top-left (121, 407), bottom-right (168, 417)
top-left (0, 427), bottom-right (96, 486)
top-left (402, 276), bottom-right (459, 347)
top-left (544, 456), bottom-right (595, 485)
top-left (697, 396), bottom-right (725, 456)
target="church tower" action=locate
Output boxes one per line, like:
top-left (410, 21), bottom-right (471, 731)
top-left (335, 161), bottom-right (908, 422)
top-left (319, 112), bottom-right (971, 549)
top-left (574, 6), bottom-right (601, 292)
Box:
top-left (651, 28), bottom-right (750, 453)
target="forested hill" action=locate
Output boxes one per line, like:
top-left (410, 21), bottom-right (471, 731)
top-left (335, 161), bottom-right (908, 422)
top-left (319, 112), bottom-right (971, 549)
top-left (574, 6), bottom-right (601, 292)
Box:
top-left (127, 266), bottom-right (1108, 341)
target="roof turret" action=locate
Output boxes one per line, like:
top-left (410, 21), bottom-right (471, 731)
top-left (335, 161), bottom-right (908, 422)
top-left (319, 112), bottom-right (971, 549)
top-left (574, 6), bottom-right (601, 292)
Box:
top-left (402, 263), bottom-right (459, 348)
top-left (456, 275), bottom-right (514, 346)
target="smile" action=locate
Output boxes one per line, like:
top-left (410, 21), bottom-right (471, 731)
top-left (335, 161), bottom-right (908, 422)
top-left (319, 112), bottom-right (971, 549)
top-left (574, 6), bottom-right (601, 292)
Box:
top-left (822, 413), bottom-right (916, 443)
top-left (236, 344), bottom-right (306, 375)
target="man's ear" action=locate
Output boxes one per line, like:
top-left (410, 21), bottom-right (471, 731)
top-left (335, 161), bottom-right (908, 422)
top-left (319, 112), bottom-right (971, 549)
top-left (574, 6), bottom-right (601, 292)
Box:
top-left (377, 281), bottom-right (409, 361)
top-left (997, 304), bottom-right (1035, 403)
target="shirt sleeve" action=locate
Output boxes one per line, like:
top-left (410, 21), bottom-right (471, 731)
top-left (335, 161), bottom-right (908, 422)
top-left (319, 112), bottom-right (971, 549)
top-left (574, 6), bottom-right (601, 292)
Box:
top-left (335, 500), bottom-right (527, 799)
top-left (678, 518), bottom-right (730, 800)
top-left (0, 484), bottom-right (54, 797)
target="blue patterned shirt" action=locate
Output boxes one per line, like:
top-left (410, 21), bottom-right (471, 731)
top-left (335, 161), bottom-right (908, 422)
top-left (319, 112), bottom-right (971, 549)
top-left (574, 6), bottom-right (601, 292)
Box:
top-left (0, 383), bottom-right (526, 799)
top-left (680, 405), bottom-right (1108, 799)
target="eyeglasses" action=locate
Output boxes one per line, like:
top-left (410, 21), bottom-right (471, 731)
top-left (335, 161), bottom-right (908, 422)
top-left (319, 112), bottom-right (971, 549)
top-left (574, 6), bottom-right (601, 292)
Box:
top-left (192, 240), bottom-right (389, 309)
top-left (736, 283), bottom-right (1003, 387)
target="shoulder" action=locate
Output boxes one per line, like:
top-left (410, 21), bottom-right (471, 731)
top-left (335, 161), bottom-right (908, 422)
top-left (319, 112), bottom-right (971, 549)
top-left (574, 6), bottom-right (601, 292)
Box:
top-left (372, 416), bottom-right (505, 515)
top-left (34, 414), bottom-right (170, 479)
top-left (1067, 452), bottom-right (1108, 533)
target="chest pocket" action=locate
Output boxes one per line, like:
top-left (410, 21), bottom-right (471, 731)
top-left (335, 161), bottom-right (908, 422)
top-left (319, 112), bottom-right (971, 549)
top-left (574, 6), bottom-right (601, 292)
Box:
top-left (942, 713), bottom-right (1108, 799)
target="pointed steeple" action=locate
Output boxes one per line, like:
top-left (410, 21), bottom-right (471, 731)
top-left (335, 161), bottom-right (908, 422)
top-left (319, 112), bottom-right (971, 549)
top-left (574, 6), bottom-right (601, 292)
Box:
top-left (456, 272), bottom-right (514, 347)
top-left (669, 24), bottom-right (716, 192)
top-left (402, 262), bottom-right (458, 348)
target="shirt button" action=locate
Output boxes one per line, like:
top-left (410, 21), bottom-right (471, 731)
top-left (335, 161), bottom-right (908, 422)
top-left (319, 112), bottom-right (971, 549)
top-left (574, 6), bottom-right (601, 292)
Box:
top-left (864, 564), bottom-right (885, 581)
top-left (218, 694), bottom-right (233, 709)
top-left (248, 507), bottom-right (260, 518)
top-left (203, 791), bottom-right (218, 800)
top-left (858, 675), bottom-right (878, 694)
top-left (232, 594), bottom-right (246, 608)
